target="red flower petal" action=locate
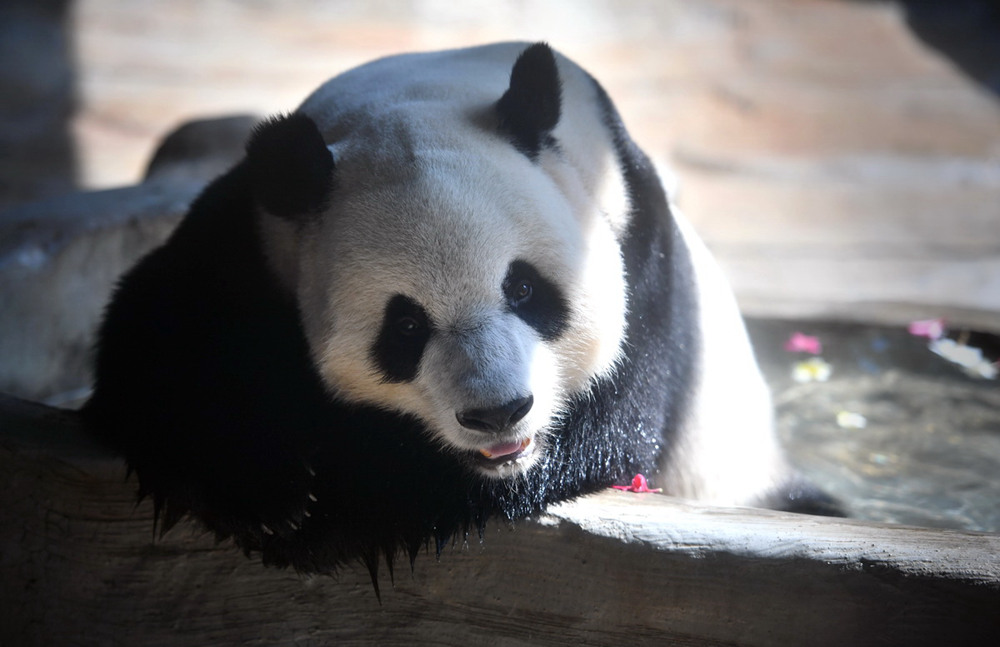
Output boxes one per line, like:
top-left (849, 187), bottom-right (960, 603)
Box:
top-left (611, 473), bottom-right (663, 493)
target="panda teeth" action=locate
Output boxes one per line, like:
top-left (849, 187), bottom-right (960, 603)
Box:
top-left (479, 437), bottom-right (532, 461)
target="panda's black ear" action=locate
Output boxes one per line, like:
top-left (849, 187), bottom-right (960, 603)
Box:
top-left (246, 113), bottom-right (334, 220)
top-left (496, 43), bottom-right (562, 159)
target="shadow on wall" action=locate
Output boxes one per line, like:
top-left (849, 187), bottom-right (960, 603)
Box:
top-left (0, 0), bottom-right (77, 211)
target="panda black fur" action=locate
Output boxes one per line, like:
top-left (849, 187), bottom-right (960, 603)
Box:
top-left (83, 42), bottom-right (835, 583)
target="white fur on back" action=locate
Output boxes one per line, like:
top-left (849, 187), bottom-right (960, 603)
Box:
top-left (661, 211), bottom-right (790, 505)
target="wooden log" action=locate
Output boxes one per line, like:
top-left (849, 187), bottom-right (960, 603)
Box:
top-left (1, 392), bottom-right (997, 647)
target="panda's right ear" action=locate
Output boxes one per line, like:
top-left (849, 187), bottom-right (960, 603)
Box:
top-left (245, 113), bottom-right (335, 220)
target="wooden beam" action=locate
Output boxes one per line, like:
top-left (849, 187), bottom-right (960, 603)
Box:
top-left (1, 392), bottom-right (997, 646)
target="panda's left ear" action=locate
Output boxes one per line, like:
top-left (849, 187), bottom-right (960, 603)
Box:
top-left (245, 113), bottom-right (335, 220)
top-left (496, 43), bottom-right (562, 159)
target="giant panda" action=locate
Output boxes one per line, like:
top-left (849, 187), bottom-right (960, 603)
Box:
top-left (83, 42), bottom-right (834, 585)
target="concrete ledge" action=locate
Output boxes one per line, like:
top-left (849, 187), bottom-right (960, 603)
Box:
top-left (1, 393), bottom-right (997, 646)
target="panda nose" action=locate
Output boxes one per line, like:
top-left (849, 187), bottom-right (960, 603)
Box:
top-left (456, 395), bottom-right (533, 433)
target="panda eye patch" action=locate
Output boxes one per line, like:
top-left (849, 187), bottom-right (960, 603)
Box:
top-left (503, 260), bottom-right (569, 341)
top-left (372, 295), bottom-right (432, 383)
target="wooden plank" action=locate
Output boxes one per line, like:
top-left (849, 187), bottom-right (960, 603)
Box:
top-left (1, 393), bottom-right (997, 646)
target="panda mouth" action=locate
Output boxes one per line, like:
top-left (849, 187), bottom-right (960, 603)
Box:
top-left (474, 437), bottom-right (533, 468)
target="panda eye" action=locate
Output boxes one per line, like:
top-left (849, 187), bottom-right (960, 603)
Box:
top-left (395, 315), bottom-right (423, 336)
top-left (506, 278), bottom-right (533, 306)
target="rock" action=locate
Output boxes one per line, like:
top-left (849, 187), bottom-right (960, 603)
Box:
top-left (0, 181), bottom-right (198, 403)
top-left (144, 114), bottom-right (258, 183)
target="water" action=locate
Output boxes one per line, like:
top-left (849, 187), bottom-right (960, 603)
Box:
top-left (747, 318), bottom-right (1000, 533)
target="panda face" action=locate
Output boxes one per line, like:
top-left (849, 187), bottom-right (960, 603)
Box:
top-left (278, 140), bottom-right (627, 478)
top-left (251, 44), bottom-right (632, 479)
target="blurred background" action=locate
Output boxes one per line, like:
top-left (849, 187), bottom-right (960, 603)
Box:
top-left (1, 0), bottom-right (998, 530)
top-left (4, 0), bottom-right (999, 325)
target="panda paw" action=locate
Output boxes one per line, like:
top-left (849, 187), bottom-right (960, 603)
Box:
top-left (763, 475), bottom-right (845, 518)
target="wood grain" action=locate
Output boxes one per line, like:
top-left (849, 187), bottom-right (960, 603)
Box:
top-left (2, 393), bottom-right (997, 646)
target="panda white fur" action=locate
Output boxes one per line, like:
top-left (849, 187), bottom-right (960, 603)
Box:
top-left (84, 42), bottom-right (835, 582)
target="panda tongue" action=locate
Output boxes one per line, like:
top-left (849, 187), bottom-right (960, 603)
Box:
top-left (481, 439), bottom-right (527, 459)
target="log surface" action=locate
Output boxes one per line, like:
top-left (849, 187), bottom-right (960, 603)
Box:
top-left (1, 393), bottom-right (998, 647)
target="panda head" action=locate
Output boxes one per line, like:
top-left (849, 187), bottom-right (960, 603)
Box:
top-left (248, 44), bottom-right (628, 479)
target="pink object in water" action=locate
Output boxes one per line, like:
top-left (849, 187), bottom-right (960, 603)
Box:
top-left (908, 318), bottom-right (946, 340)
top-left (783, 332), bottom-right (822, 355)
